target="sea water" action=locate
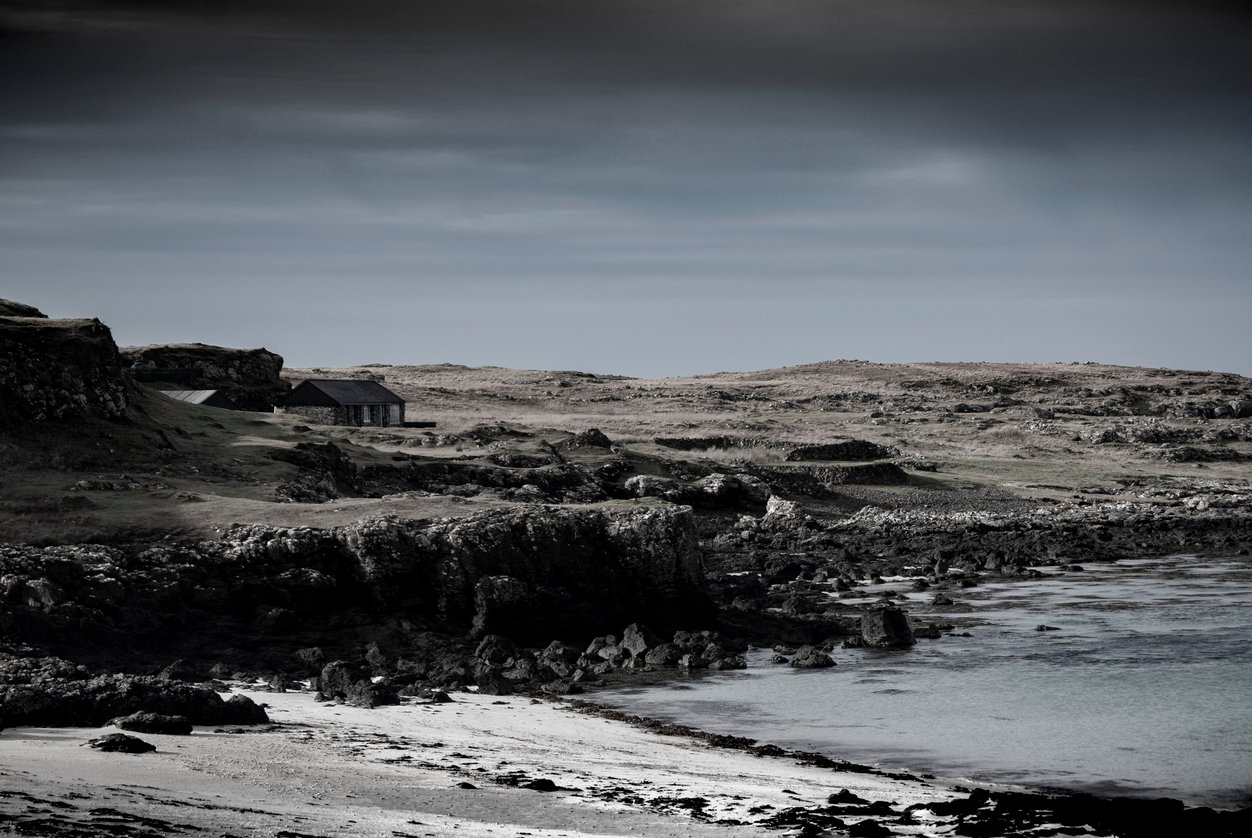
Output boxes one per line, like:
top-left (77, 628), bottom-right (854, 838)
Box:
top-left (596, 555), bottom-right (1252, 809)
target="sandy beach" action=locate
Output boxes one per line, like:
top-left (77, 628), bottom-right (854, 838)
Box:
top-left (0, 686), bottom-right (969, 837)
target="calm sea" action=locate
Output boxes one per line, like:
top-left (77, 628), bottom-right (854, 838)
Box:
top-left (596, 555), bottom-right (1252, 809)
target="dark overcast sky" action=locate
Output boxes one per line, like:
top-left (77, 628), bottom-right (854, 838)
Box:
top-left (2, 1), bottom-right (1250, 375)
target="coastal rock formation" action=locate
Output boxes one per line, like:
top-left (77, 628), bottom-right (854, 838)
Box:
top-left (0, 656), bottom-right (269, 727)
top-left (0, 298), bottom-right (46, 318)
top-left (0, 505), bottom-right (712, 667)
top-left (713, 500), bottom-right (1252, 577)
top-left (0, 308), bottom-right (128, 428)
top-left (120, 343), bottom-right (289, 411)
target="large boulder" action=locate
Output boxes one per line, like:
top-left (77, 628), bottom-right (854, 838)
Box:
top-left (319, 660), bottom-right (398, 708)
top-left (619, 623), bottom-right (659, 659)
top-left (474, 635), bottom-right (518, 666)
top-left (861, 606), bottom-right (916, 648)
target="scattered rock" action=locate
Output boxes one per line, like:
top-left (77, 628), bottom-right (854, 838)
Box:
top-left (788, 646), bottom-right (836, 669)
top-left (87, 733), bottom-right (155, 753)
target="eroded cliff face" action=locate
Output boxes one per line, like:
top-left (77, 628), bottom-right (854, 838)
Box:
top-left (120, 343), bottom-right (289, 411)
top-left (0, 504), bottom-right (711, 667)
top-left (0, 313), bottom-right (128, 428)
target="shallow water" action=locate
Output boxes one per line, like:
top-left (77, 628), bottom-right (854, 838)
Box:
top-left (597, 555), bottom-right (1252, 809)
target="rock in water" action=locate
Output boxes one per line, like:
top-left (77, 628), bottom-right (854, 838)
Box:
top-left (788, 645), bottom-right (836, 669)
top-left (861, 606), bottom-right (916, 648)
top-left (88, 733), bottom-right (155, 753)
top-left (109, 712), bottom-right (193, 735)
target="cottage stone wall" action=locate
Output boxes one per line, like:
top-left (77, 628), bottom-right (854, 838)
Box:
top-left (276, 405), bottom-right (341, 425)
top-left (277, 403), bottom-right (405, 427)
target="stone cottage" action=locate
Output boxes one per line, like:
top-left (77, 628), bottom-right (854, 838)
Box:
top-left (276, 379), bottom-right (406, 427)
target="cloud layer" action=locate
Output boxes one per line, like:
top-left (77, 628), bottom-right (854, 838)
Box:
top-left (3, 1), bottom-right (1250, 374)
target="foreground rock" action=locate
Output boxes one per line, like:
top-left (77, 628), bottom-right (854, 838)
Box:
top-left (0, 657), bottom-right (268, 727)
top-left (860, 606), bottom-right (916, 648)
top-left (788, 645), bottom-right (836, 668)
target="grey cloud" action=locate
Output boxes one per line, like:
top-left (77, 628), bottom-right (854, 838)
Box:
top-left (1, 0), bottom-right (1249, 374)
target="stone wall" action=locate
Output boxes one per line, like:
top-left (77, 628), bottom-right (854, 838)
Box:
top-left (276, 405), bottom-right (342, 425)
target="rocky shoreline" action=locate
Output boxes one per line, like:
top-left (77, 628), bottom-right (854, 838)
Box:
top-left (3, 503), bottom-right (1250, 838)
top-left (3, 297), bottom-right (1251, 835)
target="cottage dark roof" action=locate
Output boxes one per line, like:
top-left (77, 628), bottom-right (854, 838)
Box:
top-left (284, 379), bottom-right (405, 407)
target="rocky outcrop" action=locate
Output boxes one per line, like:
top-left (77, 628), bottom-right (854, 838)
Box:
top-left (379, 459), bottom-right (609, 504)
top-left (0, 313), bottom-right (128, 428)
top-left (0, 656), bottom-right (269, 727)
top-left (120, 343), bottom-right (289, 411)
top-left (271, 441), bottom-right (363, 502)
top-left (712, 497), bottom-right (1252, 578)
top-left (0, 505), bottom-right (712, 664)
top-left (0, 298), bottom-right (46, 318)
top-left (624, 472), bottom-right (770, 509)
